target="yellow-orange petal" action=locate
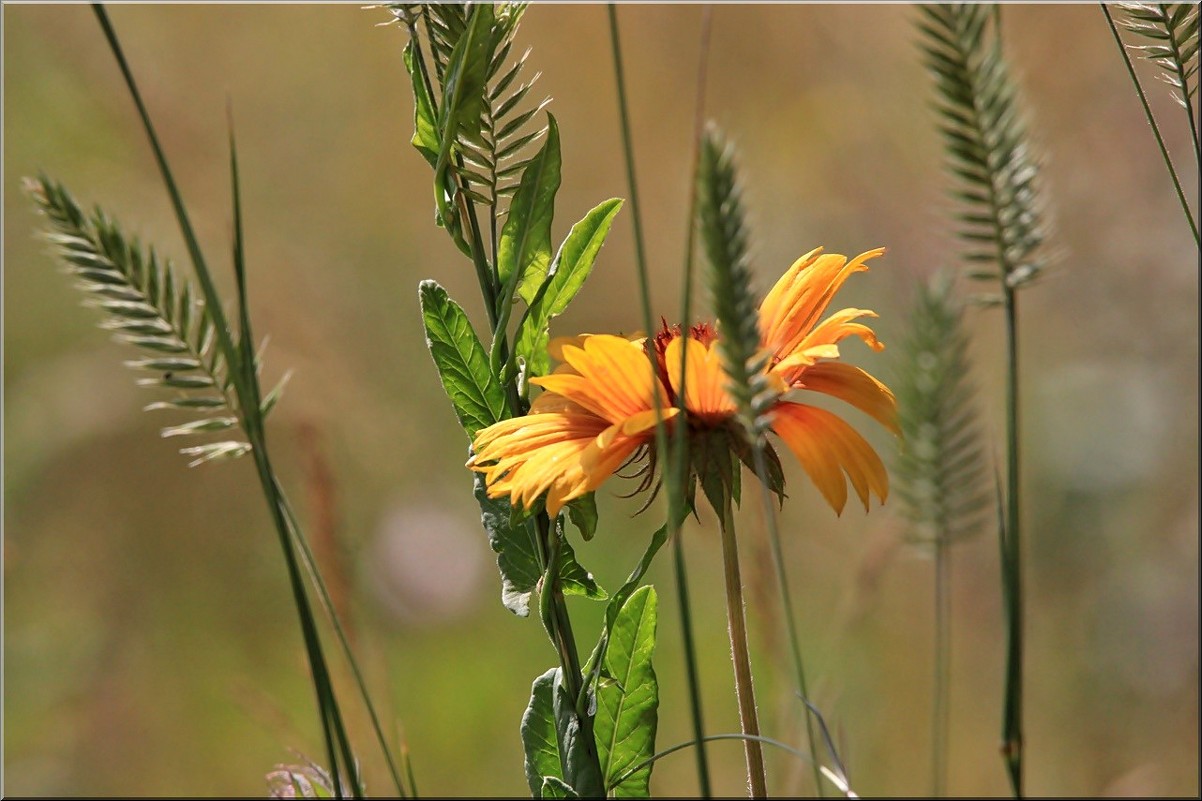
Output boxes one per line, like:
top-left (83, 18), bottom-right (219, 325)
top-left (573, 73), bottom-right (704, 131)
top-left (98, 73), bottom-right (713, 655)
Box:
top-left (547, 334), bottom-right (592, 363)
top-left (529, 390), bottom-right (593, 416)
top-left (532, 334), bottom-right (667, 423)
top-left (663, 335), bottom-right (738, 422)
top-left (758, 246), bottom-right (825, 341)
top-left (799, 307), bottom-right (884, 353)
top-left (793, 362), bottom-right (900, 435)
top-left (770, 402), bottom-right (889, 514)
top-left (470, 410), bottom-right (615, 517)
top-left (759, 248), bottom-right (886, 359)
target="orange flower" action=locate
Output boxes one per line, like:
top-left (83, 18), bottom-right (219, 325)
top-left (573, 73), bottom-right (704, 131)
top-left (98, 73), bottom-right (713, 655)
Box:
top-left (469, 247), bottom-right (898, 517)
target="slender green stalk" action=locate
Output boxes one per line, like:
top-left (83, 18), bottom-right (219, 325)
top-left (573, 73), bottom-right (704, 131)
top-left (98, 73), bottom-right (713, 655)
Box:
top-left (278, 492), bottom-right (408, 797)
top-left (665, 7), bottom-right (717, 797)
top-left (1102, 3), bottom-right (1200, 244)
top-left (750, 447), bottom-right (825, 797)
top-left (717, 495), bottom-right (768, 798)
top-left (604, 17), bottom-right (707, 797)
top-left (931, 535), bottom-right (951, 797)
top-left (403, 8), bottom-right (601, 785)
top-left (611, 732), bottom-right (817, 794)
top-left (671, 533), bottom-right (712, 798)
top-left (90, 6), bottom-right (362, 795)
top-left (1001, 287), bottom-right (1023, 798)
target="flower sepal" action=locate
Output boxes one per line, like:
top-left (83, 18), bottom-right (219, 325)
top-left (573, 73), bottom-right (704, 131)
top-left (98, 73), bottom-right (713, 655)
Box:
top-left (729, 431), bottom-right (788, 509)
top-left (688, 425), bottom-right (743, 521)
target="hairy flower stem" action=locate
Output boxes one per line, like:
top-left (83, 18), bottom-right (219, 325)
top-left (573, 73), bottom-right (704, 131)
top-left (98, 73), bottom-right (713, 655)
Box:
top-left (718, 494), bottom-right (768, 798)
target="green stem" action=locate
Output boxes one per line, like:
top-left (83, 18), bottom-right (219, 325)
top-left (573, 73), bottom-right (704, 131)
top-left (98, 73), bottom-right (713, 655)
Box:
top-left (534, 513), bottom-right (603, 785)
top-left (90, 6), bottom-right (359, 795)
top-left (413, 10), bottom-right (592, 783)
top-left (718, 494), bottom-right (768, 798)
top-left (604, 16), bottom-right (709, 798)
top-left (254, 451), bottom-right (363, 799)
top-left (1001, 287), bottom-right (1023, 799)
top-left (751, 448), bottom-right (824, 797)
top-left (1101, 4), bottom-right (1200, 245)
top-left (671, 532), bottom-right (713, 798)
top-left (665, 7), bottom-right (716, 797)
top-left (611, 732), bottom-right (817, 794)
top-left (278, 492), bottom-right (408, 797)
top-left (932, 534), bottom-right (951, 797)
top-left (605, 6), bottom-right (652, 316)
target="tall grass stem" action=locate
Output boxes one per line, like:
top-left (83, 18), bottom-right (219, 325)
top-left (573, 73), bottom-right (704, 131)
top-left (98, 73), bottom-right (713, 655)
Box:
top-left (1001, 289), bottom-right (1023, 798)
top-left (1101, 3), bottom-right (1200, 245)
top-left (666, 6), bottom-right (717, 797)
top-left (750, 447), bottom-right (825, 796)
top-left (932, 536), bottom-right (951, 797)
top-left (90, 6), bottom-right (361, 794)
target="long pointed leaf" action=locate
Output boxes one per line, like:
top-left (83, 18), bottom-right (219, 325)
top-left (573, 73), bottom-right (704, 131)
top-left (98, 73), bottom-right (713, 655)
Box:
top-left (522, 668), bottom-right (565, 797)
top-left (418, 280), bottom-right (507, 438)
top-left (516, 198), bottom-right (623, 377)
top-left (595, 586), bottom-right (660, 797)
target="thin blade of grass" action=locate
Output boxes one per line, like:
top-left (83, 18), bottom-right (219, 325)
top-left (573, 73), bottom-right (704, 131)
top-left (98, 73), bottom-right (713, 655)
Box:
top-left (1102, 3), bottom-right (1199, 245)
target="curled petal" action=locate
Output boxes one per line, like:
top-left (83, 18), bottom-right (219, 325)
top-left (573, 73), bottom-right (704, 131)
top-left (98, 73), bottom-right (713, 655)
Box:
top-left (770, 402), bottom-right (889, 514)
top-left (801, 308), bottom-right (885, 353)
top-left (794, 361), bottom-right (900, 435)
top-left (759, 248), bottom-right (886, 359)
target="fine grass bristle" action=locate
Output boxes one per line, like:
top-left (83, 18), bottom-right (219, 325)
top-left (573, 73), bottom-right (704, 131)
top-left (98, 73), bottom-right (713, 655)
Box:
top-left (917, 3), bottom-right (1048, 298)
top-left (1118, 3), bottom-right (1200, 111)
top-left (25, 174), bottom-right (253, 467)
top-left (696, 124), bottom-right (774, 444)
top-left (390, 2), bottom-right (548, 249)
top-left (893, 272), bottom-right (989, 549)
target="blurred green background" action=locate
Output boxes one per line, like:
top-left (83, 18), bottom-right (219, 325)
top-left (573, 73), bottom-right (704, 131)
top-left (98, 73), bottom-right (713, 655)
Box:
top-left (4, 4), bottom-right (1198, 797)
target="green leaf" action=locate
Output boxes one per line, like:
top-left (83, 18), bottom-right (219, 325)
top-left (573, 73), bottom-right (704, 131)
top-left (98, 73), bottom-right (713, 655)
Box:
top-left (553, 670), bottom-right (606, 798)
top-left (419, 280), bottom-right (507, 439)
top-left (497, 114), bottom-right (562, 303)
top-left (566, 492), bottom-right (599, 542)
top-left (595, 586), bottom-right (660, 797)
top-left (522, 668), bottom-right (564, 797)
top-left (516, 198), bottom-right (623, 377)
top-left (540, 777), bottom-right (578, 799)
top-left (558, 527), bottom-right (607, 601)
top-left (404, 41), bottom-right (440, 168)
top-left (474, 472), bottom-right (542, 616)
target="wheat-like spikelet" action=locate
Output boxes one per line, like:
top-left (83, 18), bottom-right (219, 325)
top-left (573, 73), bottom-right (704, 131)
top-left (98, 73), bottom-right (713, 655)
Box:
top-left (918, 4), bottom-right (1048, 299)
top-left (697, 124), bottom-right (774, 444)
top-left (893, 272), bottom-right (989, 548)
top-left (25, 175), bottom-right (288, 466)
top-left (1119, 3), bottom-right (1200, 109)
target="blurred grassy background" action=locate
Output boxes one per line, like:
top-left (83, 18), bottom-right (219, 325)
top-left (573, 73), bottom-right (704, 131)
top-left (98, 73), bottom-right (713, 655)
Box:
top-left (4, 4), bottom-right (1198, 797)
